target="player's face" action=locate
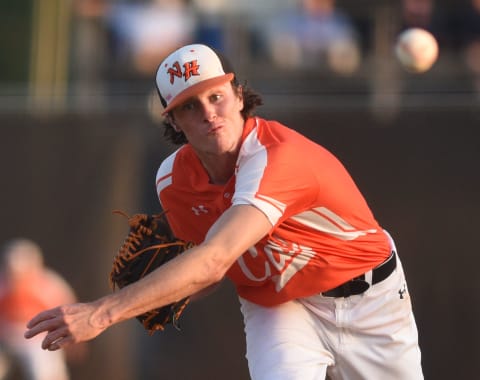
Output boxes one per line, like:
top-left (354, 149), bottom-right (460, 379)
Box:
top-left (170, 82), bottom-right (245, 157)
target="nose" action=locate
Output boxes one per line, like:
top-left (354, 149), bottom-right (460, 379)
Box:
top-left (201, 101), bottom-right (217, 122)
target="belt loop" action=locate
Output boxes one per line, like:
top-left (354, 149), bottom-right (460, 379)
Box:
top-left (364, 269), bottom-right (373, 286)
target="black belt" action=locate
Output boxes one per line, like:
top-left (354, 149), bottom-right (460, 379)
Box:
top-left (322, 252), bottom-right (397, 298)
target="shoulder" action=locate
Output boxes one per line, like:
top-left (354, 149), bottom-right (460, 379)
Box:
top-left (241, 117), bottom-right (314, 162)
top-left (246, 117), bottom-right (308, 146)
top-left (248, 117), bottom-right (290, 134)
top-left (156, 145), bottom-right (189, 193)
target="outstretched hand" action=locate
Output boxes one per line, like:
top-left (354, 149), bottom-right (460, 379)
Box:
top-left (24, 302), bottom-right (109, 351)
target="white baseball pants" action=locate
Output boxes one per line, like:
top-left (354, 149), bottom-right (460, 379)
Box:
top-left (239, 252), bottom-right (423, 380)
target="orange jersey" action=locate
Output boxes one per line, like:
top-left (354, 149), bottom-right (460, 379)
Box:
top-left (156, 117), bottom-right (390, 306)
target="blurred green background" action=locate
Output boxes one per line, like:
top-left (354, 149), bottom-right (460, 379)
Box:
top-left (1, 0), bottom-right (479, 379)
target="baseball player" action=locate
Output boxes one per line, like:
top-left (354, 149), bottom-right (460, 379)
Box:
top-left (25, 44), bottom-right (423, 380)
top-left (0, 239), bottom-right (81, 380)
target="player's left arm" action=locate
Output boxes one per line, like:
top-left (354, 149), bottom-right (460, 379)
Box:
top-left (25, 204), bottom-right (272, 350)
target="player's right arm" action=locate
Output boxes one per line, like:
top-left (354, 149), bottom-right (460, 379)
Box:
top-left (24, 204), bottom-right (272, 350)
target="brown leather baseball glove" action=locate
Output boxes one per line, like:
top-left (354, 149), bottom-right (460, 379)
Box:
top-left (110, 210), bottom-right (194, 335)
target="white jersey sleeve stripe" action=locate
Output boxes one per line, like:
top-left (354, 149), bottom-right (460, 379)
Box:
top-left (255, 194), bottom-right (287, 214)
top-left (313, 206), bottom-right (357, 231)
top-left (291, 207), bottom-right (377, 241)
top-left (156, 148), bottom-right (180, 195)
top-left (156, 173), bottom-right (172, 194)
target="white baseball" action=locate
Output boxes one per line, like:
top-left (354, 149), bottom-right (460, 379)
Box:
top-left (395, 28), bottom-right (439, 73)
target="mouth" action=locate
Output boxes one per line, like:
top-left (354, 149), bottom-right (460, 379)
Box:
top-left (207, 124), bottom-right (223, 135)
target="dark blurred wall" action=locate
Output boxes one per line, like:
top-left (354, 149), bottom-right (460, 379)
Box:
top-left (0, 104), bottom-right (479, 379)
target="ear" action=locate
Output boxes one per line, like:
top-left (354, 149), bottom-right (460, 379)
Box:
top-left (166, 114), bottom-right (180, 132)
top-left (237, 85), bottom-right (244, 102)
top-left (236, 85), bottom-right (244, 112)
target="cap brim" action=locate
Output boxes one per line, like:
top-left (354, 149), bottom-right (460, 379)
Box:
top-left (162, 73), bottom-right (234, 115)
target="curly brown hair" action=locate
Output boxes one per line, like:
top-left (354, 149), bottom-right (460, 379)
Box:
top-left (161, 80), bottom-right (263, 146)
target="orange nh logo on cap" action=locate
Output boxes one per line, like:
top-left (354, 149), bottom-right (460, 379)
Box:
top-left (167, 60), bottom-right (201, 84)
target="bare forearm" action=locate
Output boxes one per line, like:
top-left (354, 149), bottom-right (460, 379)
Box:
top-left (96, 245), bottom-right (226, 327)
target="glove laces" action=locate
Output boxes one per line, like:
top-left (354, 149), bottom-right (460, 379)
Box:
top-left (110, 210), bottom-right (191, 287)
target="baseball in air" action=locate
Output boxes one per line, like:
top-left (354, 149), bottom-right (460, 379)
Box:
top-left (394, 28), bottom-right (439, 73)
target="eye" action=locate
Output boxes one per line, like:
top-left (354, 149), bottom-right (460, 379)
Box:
top-left (210, 93), bottom-right (223, 103)
top-left (180, 101), bottom-right (196, 111)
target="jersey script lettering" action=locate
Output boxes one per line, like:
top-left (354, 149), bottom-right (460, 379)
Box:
top-left (237, 237), bottom-right (315, 292)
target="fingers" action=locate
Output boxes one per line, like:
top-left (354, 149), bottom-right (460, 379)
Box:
top-left (42, 327), bottom-right (73, 351)
top-left (25, 308), bottom-right (60, 338)
top-left (24, 306), bottom-right (75, 351)
top-left (25, 302), bottom-right (106, 351)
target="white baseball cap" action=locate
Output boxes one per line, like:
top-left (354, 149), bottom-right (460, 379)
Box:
top-left (156, 44), bottom-right (235, 114)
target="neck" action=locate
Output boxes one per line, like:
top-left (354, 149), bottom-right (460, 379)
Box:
top-left (200, 152), bottom-right (237, 185)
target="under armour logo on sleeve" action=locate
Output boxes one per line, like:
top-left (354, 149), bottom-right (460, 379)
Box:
top-left (192, 205), bottom-right (208, 215)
